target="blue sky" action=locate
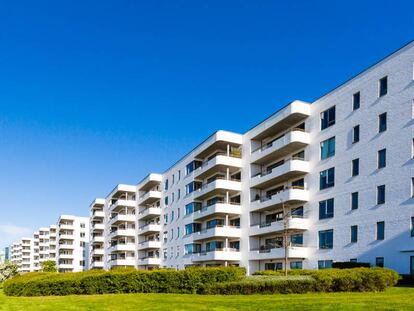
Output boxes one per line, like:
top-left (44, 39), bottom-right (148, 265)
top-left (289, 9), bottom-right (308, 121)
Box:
top-left (1, 0), bottom-right (413, 248)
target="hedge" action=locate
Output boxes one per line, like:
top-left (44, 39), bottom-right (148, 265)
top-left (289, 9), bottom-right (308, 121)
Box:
top-left (332, 261), bottom-right (370, 269)
top-left (3, 267), bottom-right (245, 296)
top-left (252, 268), bottom-right (399, 293)
top-left (201, 276), bottom-right (316, 295)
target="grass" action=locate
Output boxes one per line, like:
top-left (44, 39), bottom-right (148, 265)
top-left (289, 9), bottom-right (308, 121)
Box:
top-left (1, 287), bottom-right (414, 311)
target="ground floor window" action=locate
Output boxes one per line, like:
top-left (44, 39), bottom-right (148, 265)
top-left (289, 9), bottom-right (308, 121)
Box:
top-left (376, 257), bottom-right (384, 268)
top-left (290, 261), bottom-right (303, 269)
top-left (410, 256), bottom-right (414, 275)
top-left (318, 260), bottom-right (333, 269)
top-left (265, 262), bottom-right (282, 270)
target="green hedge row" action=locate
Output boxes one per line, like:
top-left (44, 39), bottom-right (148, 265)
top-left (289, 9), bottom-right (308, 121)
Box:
top-left (3, 267), bottom-right (245, 296)
top-left (201, 276), bottom-right (316, 295)
top-left (250, 268), bottom-right (399, 293)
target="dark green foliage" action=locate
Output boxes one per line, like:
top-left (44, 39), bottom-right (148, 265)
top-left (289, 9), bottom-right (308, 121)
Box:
top-left (332, 262), bottom-right (370, 269)
top-left (40, 260), bottom-right (57, 273)
top-left (3, 267), bottom-right (245, 296)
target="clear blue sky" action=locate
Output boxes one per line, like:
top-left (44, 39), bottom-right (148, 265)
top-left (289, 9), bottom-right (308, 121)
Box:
top-left (1, 0), bottom-right (413, 248)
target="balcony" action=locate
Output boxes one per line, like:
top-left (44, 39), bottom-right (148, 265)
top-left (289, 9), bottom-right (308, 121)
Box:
top-left (58, 253), bottom-right (74, 259)
top-left (192, 203), bottom-right (242, 221)
top-left (58, 234), bottom-right (74, 240)
top-left (92, 236), bottom-right (104, 243)
top-left (193, 130), bottom-right (243, 160)
top-left (251, 130), bottom-right (310, 165)
top-left (250, 187), bottom-right (309, 212)
top-left (138, 224), bottom-right (161, 235)
top-left (138, 257), bottom-right (161, 266)
top-left (193, 178), bottom-right (242, 200)
top-left (58, 263), bottom-right (74, 270)
top-left (192, 226), bottom-right (241, 241)
top-left (58, 244), bottom-right (74, 250)
top-left (139, 191), bottom-right (162, 205)
top-left (109, 258), bottom-right (135, 267)
top-left (138, 173), bottom-right (162, 192)
top-left (108, 214), bottom-right (136, 226)
top-left (92, 211), bottom-right (105, 219)
top-left (251, 159), bottom-right (310, 189)
top-left (91, 261), bottom-right (104, 269)
top-left (92, 248), bottom-right (104, 255)
top-left (109, 244), bottom-right (135, 253)
top-left (110, 199), bottom-right (136, 211)
top-left (92, 223), bottom-right (105, 231)
top-left (109, 229), bottom-right (136, 238)
top-left (138, 207), bottom-right (161, 220)
top-left (138, 240), bottom-right (161, 250)
top-left (249, 100), bottom-right (311, 141)
top-left (193, 154), bottom-right (242, 180)
top-left (59, 224), bottom-right (74, 230)
top-left (249, 217), bottom-right (309, 236)
top-left (191, 249), bottom-right (241, 262)
top-left (249, 245), bottom-right (309, 261)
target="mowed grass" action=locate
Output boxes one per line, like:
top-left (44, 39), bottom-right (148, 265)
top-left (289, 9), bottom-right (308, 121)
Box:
top-left (1, 287), bottom-right (414, 311)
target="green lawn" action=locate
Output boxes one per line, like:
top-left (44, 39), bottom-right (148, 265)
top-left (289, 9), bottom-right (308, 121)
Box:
top-left (1, 287), bottom-right (414, 311)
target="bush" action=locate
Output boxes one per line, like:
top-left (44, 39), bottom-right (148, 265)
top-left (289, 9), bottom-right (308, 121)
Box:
top-left (3, 266), bottom-right (245, 296)
top-left (40, 260), bottom-right (57, 273)
top-left (0, 262), bottom-right (18, 283)
top-left (253, 268), bottom-right (399, 293)
top-left (201, 276), bottom-right (316, 295)
top-left (332, 262), bottom-right (370, 269)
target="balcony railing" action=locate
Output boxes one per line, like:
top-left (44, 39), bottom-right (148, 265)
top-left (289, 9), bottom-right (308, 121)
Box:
top-left (252, 128), bottom-right (306, 154)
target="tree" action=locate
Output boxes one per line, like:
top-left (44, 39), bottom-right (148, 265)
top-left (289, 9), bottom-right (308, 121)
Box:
top-left (41, 260), bottom-right (57, 272)
top-left (0, 262), bottom-right (18, 282)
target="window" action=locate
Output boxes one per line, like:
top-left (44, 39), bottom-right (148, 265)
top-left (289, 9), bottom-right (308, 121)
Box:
top-left (177, 189), bottom-right (181, 200)
top-left (265, 262), bottom-right (283, 271)
top-left (379, 76), bottom-right (388, 97)
top-left (319, 198), bottom-right (334, 219)
top-left (353, 125), bottom-right (360, 143)
top-left (412, 178), bottom-right (414, 198)
top-left (320, 167), bottom-right (335, 190)
top-left (377, 185), bottom-right (386, 204)
top-left (321, 106), bottom-right (336, 130)
top-left (318, 260), bottom-right (333, 269)
top-left (178, 170), bottom-right (181, 180)
top-left (378, 149), bottom-right (386, 169)
top-left (353, 92), bottom-right (360, 110)
top-left (290, 261), bottom-right (303, 269)
top-left (320, 137), bottom-right (336, 159)
top-left (412, 139), bottom-right (414, 158)
top-left (164, 196), bottom-right (169, 206)
top-left (171, 211), bottom-right (174, 221)
top-left (377, 221), bottom-right (385, 240)
top-left (164, 179), bottom-right (169, 191)
top-left (351, 192), bottom-right (359, 210)
top-left (376, 257), bottom-right (384, 268)
top-left (319, 229), bottom-right (333, 249)
top-left (350, 258), bottom-right (357, 263)
top-left (177, 227), bottom-right (180, 238)
top-left (172, 174), bottom-right (175, 184)
top-left (291, 234), bottom-right (303, 245)
top-left (411, 217), bottom-right (414, 237)
top-left (351, 225), bottom-right (358, 243)
top-left (352, 158), bottom-right (359, 176)
top-left (186, 160), bottom-right (202, 175)
top-left (379, 113), bottom-right (387, 133)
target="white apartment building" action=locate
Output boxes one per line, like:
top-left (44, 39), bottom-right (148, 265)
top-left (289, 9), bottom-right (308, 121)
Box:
top-left (90, 40), bottom-right (414, 275)
top-left (57, 215), bottom-right (90, 272)
top-left (89, 198), bottom-right (105, 269)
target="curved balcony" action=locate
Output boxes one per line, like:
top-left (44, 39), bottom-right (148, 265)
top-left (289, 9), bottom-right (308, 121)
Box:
top-left (249, 217), bottom-right (309, 236)
top-left (249, 245), bottom-right (309, 261)
top-left (110, 199), bottom-right (136, 211)
top-left (191, 248), bottom-right (241, 262)
top-left (193, 154), bottom-right (242, 180)
top-left (193, 178), bottom-right (241, 200)
top-left (251, 159), bottom-right (309, 189)
top-left (138, 173), bottom-right (162, 192)
top-left (138, 207), bottom-right (161, 220)
top-left (109, 258), bottom-right (135, 267)
top-left (192, 226), bottom-right (241, 241)
top-left (108, 229), bottom-right (136, 239)
top-left (250, 187), bottom-right (309, 212)
top-left (251, 130), bottom-right (310, 165)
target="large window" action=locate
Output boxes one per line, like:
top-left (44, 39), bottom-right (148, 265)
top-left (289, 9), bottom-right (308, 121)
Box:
top-left (291, 234), bottom-right (303, 245)
top-left (290, 261), bottom-right (303, 269)
top-left (377, 221), bottom-right (385, 240)
top-left (353, 92), bottom-right (360, 110)
top-left (320, 167), bottom-right (335, 190)
top-left (351, 192), bottom-right (359, 210)
top-left (320, 137), bottom-right (336, 159)
top-left (321, 106), bottom-right (336, 130)
top-left (185, 181), bottom-right (202, 195)
top-left (377, 185), bottom-right (386, 205)
top-left (379, 76), bottom-right (388, 97)
top-left (184, 243), bottom-right (201, 254)
top-left (186, 160), bottom-right (202, 175)
top-left (319, 198), bottom-right (334, 219)
top-left (378, 149), bottom-right (386, 169)
top-left (351, 225), bottom-right (358, 243)
top-left (185, 202), bottom-right (202, 215)
top-left (379, 112), bottom-right (387, 133)
top-left (319, 229), bottom-right (333, 249)
top-left (352, 158), bottom-right (360, 176)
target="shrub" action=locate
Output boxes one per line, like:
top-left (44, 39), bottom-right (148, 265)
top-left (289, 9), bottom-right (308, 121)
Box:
top-left (0, 262), bottom-right (18, 283)
top-left (201, 276), bottom-right (316, 295)
top-left (332, 261), bottom-right (370, 269)
top-left (40, 260), bottom-right (57, 273)
top-left (3, 266), bottom-right (245, 296)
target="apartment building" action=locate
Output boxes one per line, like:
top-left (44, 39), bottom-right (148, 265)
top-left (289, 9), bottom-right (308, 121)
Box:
top-left (88, 40), bottom-right (414, 275)
top-left (57, 215), bottom-right (90, 272)
top-left (89, 199), bottom-right (105, 269)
